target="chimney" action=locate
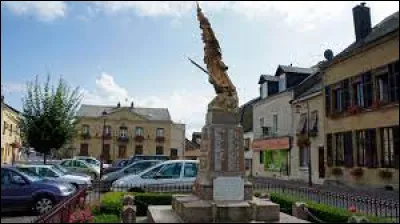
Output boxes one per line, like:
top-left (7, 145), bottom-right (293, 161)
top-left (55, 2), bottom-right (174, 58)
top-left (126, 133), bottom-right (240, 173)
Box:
top-left (131, 101), bottom-right (134, 108)
top-left (352, 2), bottom-right (372, 42)
top-left (117, 102), bottom-right (121, 108)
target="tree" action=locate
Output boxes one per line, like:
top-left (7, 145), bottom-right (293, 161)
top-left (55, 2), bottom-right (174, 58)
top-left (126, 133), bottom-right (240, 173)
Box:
top-left (20, 75), bottom-right (83, 164)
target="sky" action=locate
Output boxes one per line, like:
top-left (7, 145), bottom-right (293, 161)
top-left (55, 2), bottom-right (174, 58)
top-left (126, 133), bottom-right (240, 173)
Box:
top-left (1, 1), bottom-right (399, 138)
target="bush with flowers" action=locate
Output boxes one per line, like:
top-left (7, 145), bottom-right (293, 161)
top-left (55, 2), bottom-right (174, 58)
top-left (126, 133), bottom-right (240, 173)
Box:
top-left (68, 206), bottom-right (93, 223)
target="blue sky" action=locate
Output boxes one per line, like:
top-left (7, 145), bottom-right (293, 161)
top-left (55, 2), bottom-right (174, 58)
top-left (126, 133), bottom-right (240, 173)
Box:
top-left (1, 1), bottom-right (399, 136)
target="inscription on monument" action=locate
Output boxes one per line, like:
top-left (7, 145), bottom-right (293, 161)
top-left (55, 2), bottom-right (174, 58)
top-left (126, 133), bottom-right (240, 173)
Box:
top-left (227, 128), bottom-right (240, 171)
top-left (213, 127), bottom-right (224, 171)
top-left (201, 128), bottom-right (209, 152)
top-left (213, 176), bottom-right (244, 201)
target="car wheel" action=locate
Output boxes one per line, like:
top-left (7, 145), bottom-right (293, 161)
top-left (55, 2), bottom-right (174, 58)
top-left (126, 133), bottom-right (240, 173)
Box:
top-left (34, 196), bottom-right (54, 214)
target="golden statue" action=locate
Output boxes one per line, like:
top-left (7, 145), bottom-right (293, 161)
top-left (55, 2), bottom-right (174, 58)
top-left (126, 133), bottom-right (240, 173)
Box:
top-left (196, 2), bottom-right (239, 113)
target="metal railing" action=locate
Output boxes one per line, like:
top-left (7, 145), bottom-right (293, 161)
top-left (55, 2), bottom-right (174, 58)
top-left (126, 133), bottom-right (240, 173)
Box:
top-left (32, 187), bottom-right (88, 223)
top-left (85, 180), bottom-right (399, 223)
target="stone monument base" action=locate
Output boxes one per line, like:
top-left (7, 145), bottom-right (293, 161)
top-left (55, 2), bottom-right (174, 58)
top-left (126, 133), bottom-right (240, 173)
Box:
top-left (147, 195), bottom-right (309, 223)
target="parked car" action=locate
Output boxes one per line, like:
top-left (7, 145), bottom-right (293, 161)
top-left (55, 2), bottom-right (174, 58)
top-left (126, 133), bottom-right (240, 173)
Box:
top-left (16, 164), bottom-right (92, 189)
top-left (111, 160), bottom-right (199, 192)
top-left (60, 159), bottom-right (100, 179)
top-left (103, 159), bottom-right (131, 174)
top-left (74, 156), bottom-right (111, 169)
top-left (101, 160), bottom-right (161, 186)
top-left (1, 165), bottom-right (76, 214)
top-left (127, 155), bottom-right (169, 165)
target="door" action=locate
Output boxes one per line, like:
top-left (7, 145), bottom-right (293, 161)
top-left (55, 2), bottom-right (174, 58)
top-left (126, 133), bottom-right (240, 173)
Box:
top-left (318, 146), bottom-right (325, 178)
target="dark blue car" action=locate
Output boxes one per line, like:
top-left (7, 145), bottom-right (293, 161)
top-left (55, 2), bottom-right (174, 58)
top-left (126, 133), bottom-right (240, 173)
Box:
top-left (1, 165), bottom-right (76, 214)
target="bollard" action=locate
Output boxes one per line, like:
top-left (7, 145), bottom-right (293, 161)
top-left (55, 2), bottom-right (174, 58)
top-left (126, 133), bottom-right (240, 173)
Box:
top-left (121, 205), bottom-right (137, 223)
top-left (122, 195), bottom-right (135, 206)
top-left (292, 202), bottom-right (308, 221)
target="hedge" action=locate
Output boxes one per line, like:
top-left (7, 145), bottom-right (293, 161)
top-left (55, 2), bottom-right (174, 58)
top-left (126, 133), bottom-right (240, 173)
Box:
top-left (99, 192), bottom-right (173, 216)
top-left (267, 192), bottom-right (395, 223)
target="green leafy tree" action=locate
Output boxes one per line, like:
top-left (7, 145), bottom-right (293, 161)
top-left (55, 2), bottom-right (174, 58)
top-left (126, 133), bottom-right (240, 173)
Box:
top-left (20, 75), bottom-right (83, 164)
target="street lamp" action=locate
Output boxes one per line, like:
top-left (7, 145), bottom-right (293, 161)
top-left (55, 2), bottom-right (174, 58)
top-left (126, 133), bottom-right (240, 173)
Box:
top-left (295, 102), bottom-right (312, 187)
top-left (100, 110), bottom-right (108, 178)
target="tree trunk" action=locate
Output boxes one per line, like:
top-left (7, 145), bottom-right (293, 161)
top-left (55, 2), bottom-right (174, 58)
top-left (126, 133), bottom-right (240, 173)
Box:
top-left (44, 153), bottom-right (47, 164)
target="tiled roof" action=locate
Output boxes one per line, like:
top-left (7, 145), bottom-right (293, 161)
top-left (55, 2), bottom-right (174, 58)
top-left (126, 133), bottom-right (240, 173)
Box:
top-left (332, 11), bottom-right (399, 63)
top-left (77, 104), bottom-right (171, 121)
top-left (276, 65), bottom-right (318, 76)
top-left (293, 71), bottom-right (322, 100)
top-left (258, 75), bottom-right (279, 84)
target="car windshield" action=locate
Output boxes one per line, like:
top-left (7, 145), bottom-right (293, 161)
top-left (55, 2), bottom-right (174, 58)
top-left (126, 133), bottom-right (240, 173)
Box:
top-left (83, 159), bottom-right (99, 166)
top-left (52, 164), bottom-right (68, 174)
top-left (16, 168), bottom-right (43, 182)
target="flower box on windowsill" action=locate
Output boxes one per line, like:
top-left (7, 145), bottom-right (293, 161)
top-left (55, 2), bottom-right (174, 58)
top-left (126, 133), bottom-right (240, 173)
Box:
top-left (347, 105), bottom-right (361, 116)
top-left (349, 167), bottom-right (364, 179)
top-left (156, 136), bottom-right (165, 143)
top-left (135, 135), bottom-right (144, 142)
top-left (118, 136), bottom-right (129, 142)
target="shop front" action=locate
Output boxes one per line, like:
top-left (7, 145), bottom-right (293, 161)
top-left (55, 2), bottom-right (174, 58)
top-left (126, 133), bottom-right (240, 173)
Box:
top-left (252, 136), bottom-right (291, 177)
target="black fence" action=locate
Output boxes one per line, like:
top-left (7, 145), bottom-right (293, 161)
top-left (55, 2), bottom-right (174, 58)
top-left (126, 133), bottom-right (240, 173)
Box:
top-left (86, 180), bottom-right (399, 223)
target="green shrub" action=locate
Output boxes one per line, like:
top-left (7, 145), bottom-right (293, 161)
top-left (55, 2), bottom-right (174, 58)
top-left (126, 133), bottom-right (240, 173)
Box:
top-left (268, 192), bottom-right (394, 223)
top-left (93, 214), bottom-right (120, 223)
top-left (99, 192), bottom-right (173, 216)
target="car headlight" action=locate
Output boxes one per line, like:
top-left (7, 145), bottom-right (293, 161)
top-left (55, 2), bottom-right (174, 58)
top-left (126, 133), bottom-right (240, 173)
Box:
top-left (59, 185), bottom-right (75, 196)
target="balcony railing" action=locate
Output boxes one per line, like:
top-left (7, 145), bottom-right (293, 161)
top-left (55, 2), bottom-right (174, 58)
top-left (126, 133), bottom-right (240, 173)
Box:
top-left (118, 136), bottom-right (129, 142)
top-left (135, 135), bottom-right (145, 142)
top-left (156, 136), bottom-right (165, 143)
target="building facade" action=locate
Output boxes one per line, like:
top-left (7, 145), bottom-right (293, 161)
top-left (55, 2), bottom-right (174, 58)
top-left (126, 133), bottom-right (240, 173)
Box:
top-left (290, 71), bottom-right (325, 184)
top-left (252, 65), bottom-right (316, 179)
top-left (323, 4), bottom-right (399, 187)
top-left (73, 103), bottom-right (185, 162)
top-left (183, 132), bottom-right (201, 160)
top-left (1, 96), bottom-right (22, 164)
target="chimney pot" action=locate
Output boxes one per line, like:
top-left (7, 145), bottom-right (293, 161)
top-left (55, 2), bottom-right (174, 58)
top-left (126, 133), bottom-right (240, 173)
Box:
top-left (117, 102), bottom-right (121, 108)
top-left (131, 101), bottom-right (134, 108)
top-left (352, 3), bottom-right (372, 42)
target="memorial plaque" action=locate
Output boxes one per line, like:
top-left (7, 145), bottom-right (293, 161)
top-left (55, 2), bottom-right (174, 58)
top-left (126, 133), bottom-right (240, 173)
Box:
top-left (213, 177), bottom-right (244, 201)
top-left (213, 127), bottom-right (224, 171)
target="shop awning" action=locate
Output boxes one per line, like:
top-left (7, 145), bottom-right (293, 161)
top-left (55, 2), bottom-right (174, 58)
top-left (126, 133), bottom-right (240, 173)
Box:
top-left (252, 136), bottom-right (290, 151)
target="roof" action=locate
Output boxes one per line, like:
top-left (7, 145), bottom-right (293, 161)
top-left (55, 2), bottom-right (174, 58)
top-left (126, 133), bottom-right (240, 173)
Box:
top-left (239, 97), bottom-right (261, 133)
top-left (77, 104), bottom-right (171, 121)
top-left (293, 71), bottom-right (322, 100)
top-left (275, 65), bottom-right (318, 76)
top-left (330, 11), bottom-right (399, 65)
top-left (258, 75), bottom-right (279, 84)
top-left (2, 101), bottom-right (20, 114)
top-left (185, 138), bottom-right (200, 149)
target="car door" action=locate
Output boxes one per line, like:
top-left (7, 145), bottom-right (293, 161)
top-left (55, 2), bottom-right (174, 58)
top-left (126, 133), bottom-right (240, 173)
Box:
top-left (145, 162), bottom-right (183, 192)
top-left (1, 169), bottom-right (33, 211)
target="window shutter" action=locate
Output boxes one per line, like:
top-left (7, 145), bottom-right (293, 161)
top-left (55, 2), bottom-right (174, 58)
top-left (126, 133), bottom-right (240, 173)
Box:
top-left (362, 72), bottom-right (373, 107)
top-left (393, 126), bottom-right (399, 169)
top-left (325, 86), bottom-right (331, 115)
top-left (327, 134), bottom-right (333, 167)
top-left (344, 132), bottom-right (354, 168)
top-left (366, 129), bottom-right (377, 168)
top-left (342, 80), bottom-right (351, 111)
top-left (296, 114), bottom-right (307, 134)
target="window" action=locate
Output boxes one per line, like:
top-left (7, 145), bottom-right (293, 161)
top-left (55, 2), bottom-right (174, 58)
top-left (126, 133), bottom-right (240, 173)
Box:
top-left (325, 86), bottom-right (331, 115)
top-left (119, 127), bottom-right (127, 137)
top-left (244, 138), bottom-right (250, 151)
top-left (2, 122), bottom-right (6, 135)
top-left (332, 80), bottom-right (350, 113)
top-left (135, 127), bottom-right (144, 136)
top-left (260, 118), bottom-right (264, 128)
top-left (75, 160), bottom-right (88, 168)
top-left (326, 134), bottom-right (333, 167)
top-left (183, 162), bottom-right (198, 177)
top-left (296, 114), bottom-right (307, 135)
top-left (135, 145), bottom-right (143, 155)
top-left (9, 124), bottom-right (12, 136)
top-left (158, 162), bottom-right (182, 179)
top-left (170, 148), bottom-right (178, 159)
top-left (310, 111), bottom-right (318, 134)
top-left (262, 127), bottom-right (270, 137)
top-left (156, 146), bottom-right (164, 155)
top-left (259, 151), bottom-right (264, 164)
top-left (352, 75), bottom-right (365, 107)
top-left (118, 145), bottom-right (127, 158)
top-left (38, 168), bottom-right (58, 178)
top-left (380, 126), bottom-right (399, 168)
top-left (356, 131), bottom-right (367, 166)
top-left (299, 147), bottom-right (310, 168)
top-left (376, 68), bottom-right (390, 103)
top-left (264, 150), bottom-right (288, 171)
top-left (141, 165), bottom-right (164, 179)
top-left (104, 126), bottom-right (111, 136)
top-left (245, 159), bottom-right (251, 170)
top-left (61, 160), bottom-right (73, 167)
top-left (82, 125), bottom-right (89, 134)
top-left (272, 114), bottom-right (278, 135)
top-left (362, 72), bottom-right (373, 107)
top-left (388, 60), bottom-right (399, 103)
top-left (333, 84), bottom-right (343, 112)
top-left (156, 128), bottom-right (164, 137)
top-left (80, 144), bottom-right (89, 156)
top-left (334, 133), bottom-right (345, 166)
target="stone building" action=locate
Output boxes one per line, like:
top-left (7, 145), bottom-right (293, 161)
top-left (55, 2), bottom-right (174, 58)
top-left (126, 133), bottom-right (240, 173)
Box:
top-left (183, 132), bottom-right (201, 160)
top-left (252, 65), bottom-right (316, 179)
top-left (73, 102), bottom-right (185, 162)
top-left (1, 96), bottom-right (22, 164)
top-left (290, 71), bottom-right (325, 185)
top-left (322, 4), bottom-right (399, 188)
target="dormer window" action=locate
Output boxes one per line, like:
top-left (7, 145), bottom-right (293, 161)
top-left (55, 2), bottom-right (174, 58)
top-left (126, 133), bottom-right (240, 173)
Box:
top-left (260, 82), bottom-right (268, 99)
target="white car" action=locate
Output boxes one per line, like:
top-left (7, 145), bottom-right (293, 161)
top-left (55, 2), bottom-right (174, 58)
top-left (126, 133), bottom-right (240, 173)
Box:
top-left (16, 164), bottom-right (92, 188)
top-left (111, 160), bottom-right (199, 193)
top-left (74, 156), bottom-right (111, 169)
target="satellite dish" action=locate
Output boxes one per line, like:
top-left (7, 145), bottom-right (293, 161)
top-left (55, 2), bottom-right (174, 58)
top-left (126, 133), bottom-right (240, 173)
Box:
top-left (324, 49), bottom-right (334, 61)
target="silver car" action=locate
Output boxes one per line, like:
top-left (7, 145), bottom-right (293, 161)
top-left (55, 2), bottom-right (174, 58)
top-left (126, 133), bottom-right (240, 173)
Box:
top-left (16, 164), bottom-right (92, 188)
top-left (101, 160), bottom-right (161, 184)
top-left (111, 160), bottom-right (199, 193)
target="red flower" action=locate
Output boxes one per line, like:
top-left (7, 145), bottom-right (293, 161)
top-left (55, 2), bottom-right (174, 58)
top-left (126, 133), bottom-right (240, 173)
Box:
top-left (348, 205), bottom-right (357, 213)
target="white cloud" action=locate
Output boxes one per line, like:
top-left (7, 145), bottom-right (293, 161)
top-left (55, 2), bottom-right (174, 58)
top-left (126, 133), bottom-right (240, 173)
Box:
top-left (1, 1), bottom-right (66, 21)
top-left (82, 73), bottom-right (213, 138)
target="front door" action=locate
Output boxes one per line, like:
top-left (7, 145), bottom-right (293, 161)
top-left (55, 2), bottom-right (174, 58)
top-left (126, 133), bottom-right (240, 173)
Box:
top-left (318, 147), bottom-right (325, 178)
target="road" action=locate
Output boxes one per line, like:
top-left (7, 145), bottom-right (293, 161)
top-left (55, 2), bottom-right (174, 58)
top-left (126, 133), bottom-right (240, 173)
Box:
top-left (1, 212), bottom-right (37, 223)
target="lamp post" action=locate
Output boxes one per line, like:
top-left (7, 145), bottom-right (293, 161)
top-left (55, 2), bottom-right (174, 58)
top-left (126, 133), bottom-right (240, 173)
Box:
top-left (296, 101), bottom-right (312, 187)
top-left (100, 110), bottom-right (108, 179)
